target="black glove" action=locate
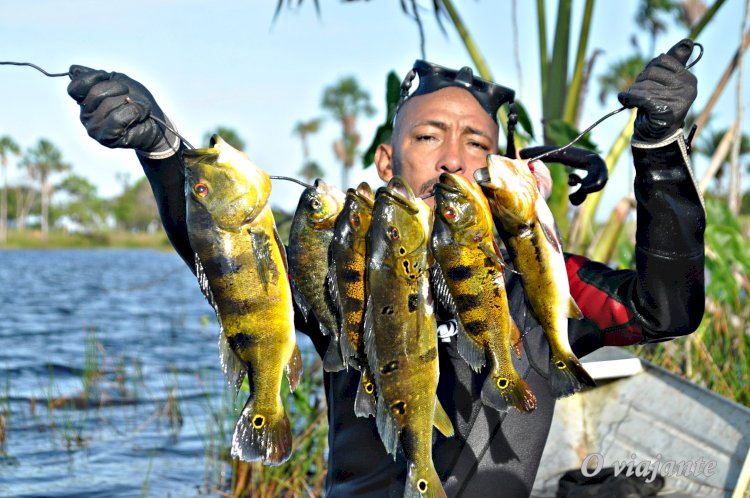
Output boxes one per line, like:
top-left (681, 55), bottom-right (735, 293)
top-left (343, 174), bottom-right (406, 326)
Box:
top-left (67, 65), bottom-right (178, 156)
top-left (618, 39), bottom-right (698, 143)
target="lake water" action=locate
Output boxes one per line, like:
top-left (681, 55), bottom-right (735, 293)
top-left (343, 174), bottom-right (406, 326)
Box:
top-left (0, 249), bottom-right (248, 497)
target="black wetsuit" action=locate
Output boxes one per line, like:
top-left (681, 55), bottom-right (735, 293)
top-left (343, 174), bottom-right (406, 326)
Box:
top-left (137, 133), bottom-right (705, 498)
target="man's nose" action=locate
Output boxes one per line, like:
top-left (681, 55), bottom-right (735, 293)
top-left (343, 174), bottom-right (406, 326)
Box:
top-left (438, 140), bottom-right (464, 174)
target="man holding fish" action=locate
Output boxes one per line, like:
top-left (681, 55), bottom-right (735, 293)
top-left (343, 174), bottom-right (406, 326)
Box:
top-left (67, 37), bottom-right (704, 497)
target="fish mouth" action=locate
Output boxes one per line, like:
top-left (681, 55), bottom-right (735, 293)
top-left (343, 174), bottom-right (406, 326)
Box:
top-left (314, 178), bottom-right (346, 208)
top-left (378, 176), bottom-right (419, 214)
top-left (209, 134), bottom-right (223, 148)
top-left (434, 173), bottom-right (465, 194)
top-left (183, 134), bottom-right (225, 160)
top-left (351, 182), bottom-right (375, 207)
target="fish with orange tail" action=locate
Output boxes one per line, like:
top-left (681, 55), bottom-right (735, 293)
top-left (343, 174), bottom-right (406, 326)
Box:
top-left (431, 172), bottom-right (536, 413)
top-left (475, 155), bottom-right (595, 398)
top-left (184, 135), bottom-right (302, 465)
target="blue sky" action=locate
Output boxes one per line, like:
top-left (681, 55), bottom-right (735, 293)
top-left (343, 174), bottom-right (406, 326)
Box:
top-left (1, 1), bottom-right (747, 218)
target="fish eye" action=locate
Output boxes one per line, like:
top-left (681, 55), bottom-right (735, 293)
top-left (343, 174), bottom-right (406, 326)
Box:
top-left (194, 183), bottom-right (209, 197)
top-left (350, 213), bottom-right (361, 227)
top-left (388, 226), bottom-right (400, 240)
top-left (310, 198), bottom-right (322, 211)
top-left (443, 206), bottom-right (456, 221)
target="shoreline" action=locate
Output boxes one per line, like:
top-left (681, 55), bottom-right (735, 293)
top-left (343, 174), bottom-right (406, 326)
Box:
top-left (0, 229), bottom-right (172, 250)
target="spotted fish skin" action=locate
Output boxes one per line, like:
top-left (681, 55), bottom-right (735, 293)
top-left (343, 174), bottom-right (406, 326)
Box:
top-left (287, 179), bottom-right (346, 372)
top-left (327, 182), bottom-right (378, 417)
top-left (431, 173), bottom-right (536, 413)
top-left (476, 155), bottom-right (595, 398)
top-left (365, 176), bottom-right (453, 498)
top-left (184, 135), bottom-right (301, 466)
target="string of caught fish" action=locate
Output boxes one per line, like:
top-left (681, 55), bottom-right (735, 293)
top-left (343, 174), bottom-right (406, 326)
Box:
top-left (184, 136), bottom-right (597, 498)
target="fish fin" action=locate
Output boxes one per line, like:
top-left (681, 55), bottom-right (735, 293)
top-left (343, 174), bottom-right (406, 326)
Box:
top-left (404, 462), bottom-right (446, 498)
top-left (322, 333), bottom-right (345, 372)
top-left (481, 372), bottom-right (537, 413)
top-left (285, 343), bottom-right (303, 392)
top-left (290, 280), bottom-right (312, 324)
top-left (218, 332), bottom-right (246, 397)
top-left (510, 318), bottom-right (524, 359)
top-left (354, 370), bottom-right (377, 418)
top-left (339, 327), bottom-right (357, 369)
top-left (429, 263), bottom-right (456, 315)
top-left (273, 226), bottom-right (289, 274)
top-left (231, 396), bottom-right (292, 466)
top-left (433, 399), bottom-right (454, 438)
top-left (548, 354), bottom-right (597, 398)
top-left (250, 229), bottom-right (278, 293)
top-left (375, 395), bottom-right (400, 459)
top-left (478, 242), bottom-right (506, 271)
top-left (326, 260), bottom-right (343, 323)
top-left (567, 297), bottom-right (584, 320)
top-left (539, 220), bottom-right (562, 254)
top-left (363, 295), bottom-right (379, 382)
top-left (194, 253), bottom-right (218, 311)
top-left (197, 254), bottom-right (247, 395)
top-left (456, 320), bottom-right (486, 373)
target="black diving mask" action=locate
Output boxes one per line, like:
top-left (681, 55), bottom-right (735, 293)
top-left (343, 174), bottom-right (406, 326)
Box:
top-left (397, 60), bottom-right (516, 124)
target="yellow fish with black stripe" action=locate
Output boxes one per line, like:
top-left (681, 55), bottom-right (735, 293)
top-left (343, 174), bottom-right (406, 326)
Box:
top-left (183, 135), bottom-right (302, 465)
top-left (431, 172), bottom-right (536, 413)
top-left (327, 182), bottom-right (377, 417)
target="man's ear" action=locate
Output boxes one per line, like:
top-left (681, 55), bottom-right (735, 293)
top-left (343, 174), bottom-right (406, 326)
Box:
top-left (374, 143), bottom-right (394, 182)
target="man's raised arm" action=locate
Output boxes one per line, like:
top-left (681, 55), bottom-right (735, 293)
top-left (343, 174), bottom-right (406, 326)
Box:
top-left (67, 65), bottom-right (195, 269)
top-left (566, 39), bottom-right (706, 355)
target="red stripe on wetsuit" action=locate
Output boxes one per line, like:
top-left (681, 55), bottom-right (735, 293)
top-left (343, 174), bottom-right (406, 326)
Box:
top-left (565, 254), bottom-right (643, 346)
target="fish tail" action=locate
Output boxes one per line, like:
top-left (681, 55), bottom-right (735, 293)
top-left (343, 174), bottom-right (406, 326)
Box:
top-left (481, 371), bottom-right (538, 413)
top-left (322, 333), bottom-right (346, 372)
top-left (404, 461), bottom-right (446, 498)
top-left (548, 354), bottom-right (596, 398)
top-left (354, 370), bottom-right (377, 418)
top-left (231, 396), bottom-right (292, 466)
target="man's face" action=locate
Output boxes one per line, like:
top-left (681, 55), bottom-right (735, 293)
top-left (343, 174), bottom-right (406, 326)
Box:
top-left (374, 87), bottom-right (499, 205)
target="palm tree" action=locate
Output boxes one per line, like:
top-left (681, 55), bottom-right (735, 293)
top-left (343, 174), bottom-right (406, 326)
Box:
top-left (0, 136), bottom-right (21, 243)
top-left (636, 0), bottom-right (677, 55)
top-left (321, 77), bottom-right (375, 189)
top-left (293, 118), bottom-right (322, 161)
top-left (20, 139), bottom-right (70, 242)
top-left (293, 118), bottom-right (324, 181)
top-left (597, 53), bottom-right (650, 105)
top-left (299, 160), bottom-right (325, 183)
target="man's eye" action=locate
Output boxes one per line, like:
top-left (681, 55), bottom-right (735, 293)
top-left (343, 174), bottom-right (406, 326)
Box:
top-left (470, 141), bottom-right (490, 151)
top-left (416, 135), bottom-right (435, 142)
